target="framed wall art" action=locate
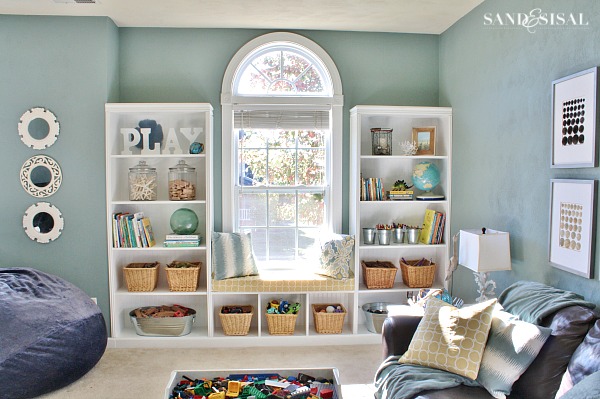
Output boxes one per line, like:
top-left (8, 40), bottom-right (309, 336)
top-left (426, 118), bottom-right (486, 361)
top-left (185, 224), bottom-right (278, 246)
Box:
top-left (412, 126), bottom-right (436, 155)
top-left (551, 67), bottom-right (598, 168)
top-left (549, 179), bottom-right (597, 278)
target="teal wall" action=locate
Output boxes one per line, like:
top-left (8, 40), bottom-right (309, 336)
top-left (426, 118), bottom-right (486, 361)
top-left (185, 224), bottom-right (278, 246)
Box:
top-left (0, 16), bottom-right (118, 321)
top-left (440, 0), bottom-right (600, 305)
top-left (0, 17), bottom-right (439, 329)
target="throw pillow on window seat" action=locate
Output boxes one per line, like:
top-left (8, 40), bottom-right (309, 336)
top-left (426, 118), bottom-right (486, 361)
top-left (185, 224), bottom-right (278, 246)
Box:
top-left (316, 234), bottom-right (355, 280)
top-left (399, 297), bottom-right (496, 379)
top-left (212, 232), bottom-right (259, 280)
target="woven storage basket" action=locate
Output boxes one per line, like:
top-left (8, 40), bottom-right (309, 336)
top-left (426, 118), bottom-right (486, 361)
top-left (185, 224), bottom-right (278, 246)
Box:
top-left (219, 305), bottom-right (253, 336)
top-left (266, 313), bottom-right (298, 335)
top-left (361, 261), bottom-right (397, 289)
top-left (400, 259), bottom-right (436, 288)
top-left (124, 262), bottom-right (159, 292)
top-left (165, 261), bottom-right (202, 292)
top-left (312, 304), bottom-right (346, 334)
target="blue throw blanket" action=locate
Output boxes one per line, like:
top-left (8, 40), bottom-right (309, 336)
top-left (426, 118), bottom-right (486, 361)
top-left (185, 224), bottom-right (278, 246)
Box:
top-left (374, 356), bottom-right (480, 399)
top-left (498, 281), bottom-right (596, 324)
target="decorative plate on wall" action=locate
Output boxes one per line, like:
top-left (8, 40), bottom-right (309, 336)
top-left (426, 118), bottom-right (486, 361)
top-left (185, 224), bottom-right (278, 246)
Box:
top-left (20, 155), bottom-right (62, 198)
top-left (23, 202), bottom-right (64, 244)
top-left (18, 107), bottom-right (60, 149)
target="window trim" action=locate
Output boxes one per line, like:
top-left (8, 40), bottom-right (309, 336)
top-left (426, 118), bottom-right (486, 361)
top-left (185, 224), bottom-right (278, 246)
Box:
top-left (221, 32), bottom-right (343, 239)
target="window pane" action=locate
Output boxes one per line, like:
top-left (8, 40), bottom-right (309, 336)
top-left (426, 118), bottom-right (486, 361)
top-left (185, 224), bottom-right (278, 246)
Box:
top-left (298, 149), bottom-right (325, 186)
top-left (268, 149), bottom-right (296, 185)
top-left (296, 66), bottom-right (324, 93)
top-left (238, 192), bottom-right (267, 227)
top-left (269, 80), bottom-right (295, 94)
top-left (252, 51), bottom-right (281, 82)
top-left (268, 228), bottom-right (295, 260)
top-left (298, 130), bottom-right (325, 147)
top-left (239, 149), bottom-right (266, 186)
top-left (268, 129), bottom-right (295, 148)
top-left (298, 192), bottom-right (324, 226)
top-left (298, 228), bottom-right (321, 260)
top-left (269, 193), bottom-right (296, 226)
top-left (240, 129), bottom-right (267, 148)
top-left (248, 228), bottom-right (267, 262)
top-left (237, 68), bottom-right (268, 94)
top-left (283, 51), bottom-right (311, 82)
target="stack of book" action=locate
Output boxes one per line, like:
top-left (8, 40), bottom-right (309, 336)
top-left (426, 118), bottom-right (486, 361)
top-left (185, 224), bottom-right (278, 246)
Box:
top-left (360, 177), bottom-right (385, 201)
top-left (418, 209), bottom-right (446, 245)
top-left (112, 212), bottom-right (155, 248)
top-left (164, 234), bottom-right (201, 248)
top-left (388, 190), bottom-right (414, 200)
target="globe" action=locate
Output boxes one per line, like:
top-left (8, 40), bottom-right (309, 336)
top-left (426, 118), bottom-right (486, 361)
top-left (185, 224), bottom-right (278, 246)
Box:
top-left (170, 208), bottom-right (199, 234)
top-left (412, 161), bottom-right (443, 200)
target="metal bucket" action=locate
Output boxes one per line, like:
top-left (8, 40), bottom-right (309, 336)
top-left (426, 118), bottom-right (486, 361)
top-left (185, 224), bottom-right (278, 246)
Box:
top-left (362, 227), bottom-right (376, 245)
top-left (362, 302), bottom-right (393, 333)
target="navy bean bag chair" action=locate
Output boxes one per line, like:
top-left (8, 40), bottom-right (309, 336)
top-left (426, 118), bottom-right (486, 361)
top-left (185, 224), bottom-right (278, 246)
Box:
top-left (0, 267), bottom-right (107, 398)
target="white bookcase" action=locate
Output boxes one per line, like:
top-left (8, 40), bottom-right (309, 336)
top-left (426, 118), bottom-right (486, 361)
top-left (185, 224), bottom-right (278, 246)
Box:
top-left (105, 103), bottom-right (213, 345)
top-left (350, 105), bottom-right (452, 333)
top-left (105, 103), bottom-right (451, 347)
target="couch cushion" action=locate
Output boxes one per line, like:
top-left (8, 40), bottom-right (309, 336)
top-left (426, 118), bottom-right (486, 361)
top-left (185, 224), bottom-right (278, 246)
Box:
top-left (399, 297), bottom-right (496, 379)
top-left (477, 311), bottom-right (551, 399)
top-left (212, 232), bottom-right (259, 280)
top-left (555, 319), bottom-right (600, 398)
top-left (510, 305), bottom-right (597, 399)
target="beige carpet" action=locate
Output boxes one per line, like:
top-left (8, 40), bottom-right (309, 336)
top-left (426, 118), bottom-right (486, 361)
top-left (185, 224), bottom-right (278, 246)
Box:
top-left (39, 345), bottom-right (381, 398)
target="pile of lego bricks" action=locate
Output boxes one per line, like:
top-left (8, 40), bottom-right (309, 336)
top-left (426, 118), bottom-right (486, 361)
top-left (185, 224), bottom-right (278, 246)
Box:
top-left (170, 372), bottom-right (337, 399)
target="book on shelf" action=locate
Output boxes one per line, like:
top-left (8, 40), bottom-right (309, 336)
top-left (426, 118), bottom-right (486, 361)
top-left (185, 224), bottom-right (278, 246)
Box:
top-left (165, 234), bottom-right (200, 241)
top-left (163, 240), bottom-right (201, 247)
top-left (112, 212), bottom-right (155, 248)
top-left (360, 176), bottom-right (385, 201)
top-left (418, 209), bottom-right (446, 245)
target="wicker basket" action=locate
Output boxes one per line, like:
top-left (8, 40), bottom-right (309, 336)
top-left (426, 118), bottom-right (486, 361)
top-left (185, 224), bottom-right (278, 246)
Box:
top-left (123, 262), bottom-right (159, 292)
top-left (400, 259), bottom-right (436, 288)
top-left (361, 261), bottom-right (397, 289)
top-left (312, 304), bottom-right (346, 334)
top-left (219, 305), bottom-right (253, 336)
top-left (266, 313), bottom-right (298, 335)
top-left (165, 261), bottom-right (202, 292)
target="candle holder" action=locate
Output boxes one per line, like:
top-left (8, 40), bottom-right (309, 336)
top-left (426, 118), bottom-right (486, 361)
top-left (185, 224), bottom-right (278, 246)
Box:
top-left (371, 128), bottom-right (393, 155)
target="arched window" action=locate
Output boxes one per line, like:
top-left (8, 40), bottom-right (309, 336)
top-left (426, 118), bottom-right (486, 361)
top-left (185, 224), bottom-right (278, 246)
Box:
top-left (222, 32), bottom-right (343, 267)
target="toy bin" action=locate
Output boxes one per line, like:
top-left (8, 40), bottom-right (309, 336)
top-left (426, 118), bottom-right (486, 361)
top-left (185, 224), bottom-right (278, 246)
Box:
top-left (312, 304), bottom-right (346, 334)
top-left (361, 260), bottom-right (397, 289)
top-left (266, 313), bottom-right (298, 335)
top-left (129, 306), bottom-right (196, 337)
top-left (400, 259), bottom-right (436, 288)
top-left (219, 305), bottom-right (253, 336)
top-left (123, 262), bottom-right (159, 292)
top-left (165, 261), bottom-right (202, 292)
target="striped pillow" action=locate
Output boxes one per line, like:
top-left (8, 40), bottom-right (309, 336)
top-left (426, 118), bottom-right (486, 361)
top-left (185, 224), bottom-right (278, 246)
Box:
top-left (477, 310), bottom-right (551, 399)
top-left (212, 232), bottom-right (259, 280)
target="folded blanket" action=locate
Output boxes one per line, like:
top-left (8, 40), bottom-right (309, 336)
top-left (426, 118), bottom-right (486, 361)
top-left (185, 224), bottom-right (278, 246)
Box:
top-left (374, 356), bottom-right (480, 399)
top-left (498, 281), bottom-right (595, 324)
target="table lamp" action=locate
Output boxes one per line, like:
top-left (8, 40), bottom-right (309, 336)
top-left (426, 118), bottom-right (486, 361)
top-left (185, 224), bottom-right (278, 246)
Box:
top-left (458, 228), bottom-right (511, 303)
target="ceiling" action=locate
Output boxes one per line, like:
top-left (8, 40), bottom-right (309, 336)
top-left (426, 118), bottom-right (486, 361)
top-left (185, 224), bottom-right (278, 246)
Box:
top-left (0, 0), bottom-right (484, 34)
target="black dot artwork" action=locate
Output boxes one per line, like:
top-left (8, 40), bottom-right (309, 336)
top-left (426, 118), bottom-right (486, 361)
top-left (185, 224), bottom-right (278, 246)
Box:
top-left (562, 98), bottom-right (586, 146)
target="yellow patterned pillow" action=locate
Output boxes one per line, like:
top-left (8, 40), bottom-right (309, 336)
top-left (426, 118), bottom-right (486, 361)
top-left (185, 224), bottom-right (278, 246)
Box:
top-left (399, 297), bottom-right (496, 379)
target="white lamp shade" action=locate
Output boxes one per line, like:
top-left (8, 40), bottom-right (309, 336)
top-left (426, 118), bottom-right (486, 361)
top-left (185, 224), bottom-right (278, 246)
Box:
top-left (458, 229), bottom-right (511, 272)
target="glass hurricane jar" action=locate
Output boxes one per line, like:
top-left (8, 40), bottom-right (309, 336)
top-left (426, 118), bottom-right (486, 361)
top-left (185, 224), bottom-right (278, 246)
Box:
top-left (128, 160), bottom-right (157, 201)
top-left (169, 160), bottom-right (196, 200)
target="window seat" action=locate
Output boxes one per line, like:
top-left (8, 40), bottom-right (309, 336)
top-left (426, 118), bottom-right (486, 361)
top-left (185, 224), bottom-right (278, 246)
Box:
top-left (211, 269), bottom-right (354, 292)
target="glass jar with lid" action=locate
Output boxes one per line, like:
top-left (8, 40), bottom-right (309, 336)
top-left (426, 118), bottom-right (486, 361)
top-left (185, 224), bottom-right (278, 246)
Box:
top-left (128, 160), bottom-right (157, 201)
top-left (169, 160), bottom-right (196, 200)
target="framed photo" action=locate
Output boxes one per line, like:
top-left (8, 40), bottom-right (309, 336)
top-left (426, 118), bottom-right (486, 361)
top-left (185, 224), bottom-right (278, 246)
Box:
top-left (551, 67), bottom-right (598, 168)
top-left (412, 126), bottom-right (436, 155)
top-left (549, 179), bottom-right (597, 278)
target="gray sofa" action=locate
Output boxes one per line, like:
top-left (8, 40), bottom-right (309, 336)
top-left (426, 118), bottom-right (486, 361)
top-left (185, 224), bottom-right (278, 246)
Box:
top-left (378, 284), bottom-right (599, 399)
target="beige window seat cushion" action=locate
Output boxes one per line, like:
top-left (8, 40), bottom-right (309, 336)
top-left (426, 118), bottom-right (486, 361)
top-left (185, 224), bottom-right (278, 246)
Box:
top-left (211, 269), bottom-right (354, 292)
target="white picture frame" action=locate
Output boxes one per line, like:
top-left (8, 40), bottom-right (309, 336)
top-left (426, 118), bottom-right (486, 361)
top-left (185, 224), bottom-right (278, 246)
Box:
top-left (549, 179), bottom-right (596, 278)
top-left (551, 67), bottom-right (598, 168)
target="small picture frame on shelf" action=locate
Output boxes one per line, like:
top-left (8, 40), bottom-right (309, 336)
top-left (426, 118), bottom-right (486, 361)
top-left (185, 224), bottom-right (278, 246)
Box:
top-left (412, 127), bottom-right (436, 155)
top-left (551, 67), bottom-right (598, 168)
top-left (549, 179), bottom-right (597, 278)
